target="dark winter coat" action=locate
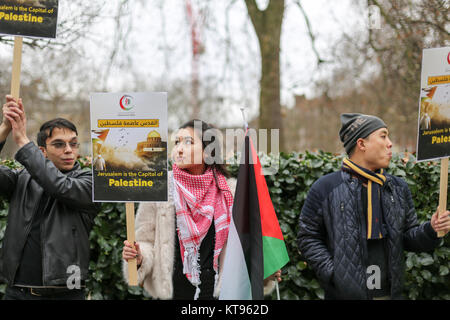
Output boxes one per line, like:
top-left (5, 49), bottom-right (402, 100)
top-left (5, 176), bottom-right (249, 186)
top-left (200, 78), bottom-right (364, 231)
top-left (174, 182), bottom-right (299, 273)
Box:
top-left (297, 170), bottom-right (440, 299)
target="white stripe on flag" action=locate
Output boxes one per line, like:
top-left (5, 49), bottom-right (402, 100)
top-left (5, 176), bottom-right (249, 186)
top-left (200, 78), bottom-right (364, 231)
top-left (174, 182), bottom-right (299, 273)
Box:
top-left (219, 218), bottom-right (251, 300)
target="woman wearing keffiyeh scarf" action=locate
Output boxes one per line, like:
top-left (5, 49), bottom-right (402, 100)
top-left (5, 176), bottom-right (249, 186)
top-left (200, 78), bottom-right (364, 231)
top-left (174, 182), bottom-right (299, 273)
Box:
top-left (122, 120), bottom-right (235, 300)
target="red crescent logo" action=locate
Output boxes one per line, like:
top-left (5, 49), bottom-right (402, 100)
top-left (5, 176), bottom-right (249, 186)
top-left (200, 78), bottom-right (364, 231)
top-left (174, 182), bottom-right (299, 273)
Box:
top-left (447, 52), bottom-right (450, 65)
top-left (120, 95), bottom-right (133, 111)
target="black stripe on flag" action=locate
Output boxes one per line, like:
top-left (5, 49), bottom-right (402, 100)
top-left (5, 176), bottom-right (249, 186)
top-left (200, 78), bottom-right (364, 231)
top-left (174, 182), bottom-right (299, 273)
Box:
top-left (232, 135), bottom-right (264, 299)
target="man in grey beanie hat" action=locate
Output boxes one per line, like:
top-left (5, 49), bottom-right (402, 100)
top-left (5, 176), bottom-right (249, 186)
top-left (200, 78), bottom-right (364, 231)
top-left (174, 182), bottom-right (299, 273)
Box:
top-left (339, 113), bottom-right (387, 155)
top-left (297, 113), bottom-right (450, 300)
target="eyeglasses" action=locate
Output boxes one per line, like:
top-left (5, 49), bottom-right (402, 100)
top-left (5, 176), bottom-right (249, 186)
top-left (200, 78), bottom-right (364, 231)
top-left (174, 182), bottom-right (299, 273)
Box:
top-left (47, 141), bottom-right (80, 150)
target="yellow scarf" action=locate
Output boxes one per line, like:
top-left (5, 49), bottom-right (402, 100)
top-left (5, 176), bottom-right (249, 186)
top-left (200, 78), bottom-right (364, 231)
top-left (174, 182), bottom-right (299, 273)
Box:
top-left (342, 158), bottom-right (386, 239)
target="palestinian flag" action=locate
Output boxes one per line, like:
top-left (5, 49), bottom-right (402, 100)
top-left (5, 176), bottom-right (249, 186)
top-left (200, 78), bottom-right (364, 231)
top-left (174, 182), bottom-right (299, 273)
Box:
top-left (91, 129), bottom-right (110, 144)
top-left (219, 133), bottom-right (289, 300)
top-left (91, 129), bottom-right (110, 154)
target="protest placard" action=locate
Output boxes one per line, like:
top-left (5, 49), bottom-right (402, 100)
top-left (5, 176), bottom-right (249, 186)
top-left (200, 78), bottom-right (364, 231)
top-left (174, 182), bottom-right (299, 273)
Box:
top-left (90, 92), bottom-right (168, 203)
top-left (0, 0), bottom-right (58, 38)
top-left (416, 47), bottom-right (450, 238)
top-left (1, 1), bottom-right (59, 100)
top-left (91, 92), bottom-right (168, 285)
top-left (416, 47), bottom-right (450, 161)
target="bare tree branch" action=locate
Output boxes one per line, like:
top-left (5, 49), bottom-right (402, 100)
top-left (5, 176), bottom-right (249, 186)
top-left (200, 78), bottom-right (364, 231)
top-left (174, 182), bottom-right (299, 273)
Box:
top-left (293, 0), bottom-right (327, 65)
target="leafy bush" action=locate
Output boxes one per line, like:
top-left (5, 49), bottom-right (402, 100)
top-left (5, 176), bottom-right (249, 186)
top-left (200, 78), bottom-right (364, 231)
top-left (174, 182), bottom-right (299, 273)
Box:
top-left (0, 152), bottom-right (448, 300)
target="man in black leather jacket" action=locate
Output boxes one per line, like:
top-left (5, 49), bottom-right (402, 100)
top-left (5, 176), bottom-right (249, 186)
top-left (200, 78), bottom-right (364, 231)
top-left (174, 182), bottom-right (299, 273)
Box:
top-left (297, 113), bottom-right (450, 300)
top-left (0, 95), bottom-right (100, 300)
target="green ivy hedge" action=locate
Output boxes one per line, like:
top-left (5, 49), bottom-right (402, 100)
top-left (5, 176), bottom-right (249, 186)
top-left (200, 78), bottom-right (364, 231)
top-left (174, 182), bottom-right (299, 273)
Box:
top-left (0, 151), bottom-right (448, 300)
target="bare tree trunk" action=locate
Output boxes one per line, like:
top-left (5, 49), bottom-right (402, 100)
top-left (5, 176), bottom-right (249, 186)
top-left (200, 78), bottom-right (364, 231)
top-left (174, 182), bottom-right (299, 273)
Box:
top-left (245, 0), bottom-right (285, 152)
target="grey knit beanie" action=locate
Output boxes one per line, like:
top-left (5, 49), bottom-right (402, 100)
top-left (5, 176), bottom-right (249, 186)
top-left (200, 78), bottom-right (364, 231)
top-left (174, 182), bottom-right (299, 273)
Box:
top-left (339, 113), bottom-right (387, 154)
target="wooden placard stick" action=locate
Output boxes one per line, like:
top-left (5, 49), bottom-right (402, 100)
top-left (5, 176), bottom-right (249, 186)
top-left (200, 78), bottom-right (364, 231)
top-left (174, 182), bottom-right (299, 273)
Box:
top-left (126, 202), bottom-right (138, 286)
top-left (438, 157), bottom-right (448, 238)
top-left (10, 37), bottom-right (23, 98)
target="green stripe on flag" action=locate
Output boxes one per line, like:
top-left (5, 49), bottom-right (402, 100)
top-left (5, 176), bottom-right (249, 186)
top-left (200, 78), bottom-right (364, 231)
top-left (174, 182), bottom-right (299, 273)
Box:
top-left (263, 236), bottom-right (289, 279)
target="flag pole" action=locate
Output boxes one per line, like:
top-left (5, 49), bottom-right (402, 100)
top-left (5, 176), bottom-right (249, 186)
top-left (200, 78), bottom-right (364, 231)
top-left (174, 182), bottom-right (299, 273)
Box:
top-left (438, 157), bottom-right (448, 238)
top-left (239, 107), bottom-right (248, 131)
top-left (275, 281), bottom-right (280, 300)
top-left (11, 37), bottom-right (23, 99)
top-left (241, 106), bottom-right (282, 300)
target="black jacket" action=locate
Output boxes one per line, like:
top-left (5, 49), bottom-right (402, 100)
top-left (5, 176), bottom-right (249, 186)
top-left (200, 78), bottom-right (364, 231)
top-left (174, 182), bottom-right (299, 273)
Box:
top-left (0, 141), bottom-right (100, 286)
top-left (297, 170), bottom-right (440, 300)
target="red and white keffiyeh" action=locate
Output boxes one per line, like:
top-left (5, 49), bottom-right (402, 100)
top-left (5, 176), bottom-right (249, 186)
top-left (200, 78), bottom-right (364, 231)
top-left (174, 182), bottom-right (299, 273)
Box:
top-left (172, 164), bottom-right (233, 296)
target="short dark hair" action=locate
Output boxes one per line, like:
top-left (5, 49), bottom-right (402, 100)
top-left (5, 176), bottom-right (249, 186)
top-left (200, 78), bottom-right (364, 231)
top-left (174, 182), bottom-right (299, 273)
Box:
top-left (37, 118), bottom-right (78, 147)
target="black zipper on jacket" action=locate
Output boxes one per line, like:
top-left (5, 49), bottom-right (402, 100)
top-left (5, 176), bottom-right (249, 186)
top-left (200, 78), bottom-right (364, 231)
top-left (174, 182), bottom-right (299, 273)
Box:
top-left (347, 175), bottom-right (371, 299)
top-left (383, 237), bottom-right (392, 297)
top-left (383, 184), bottom-right (394, 297)
top-left (356, 187), bottom-right (371, 300)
